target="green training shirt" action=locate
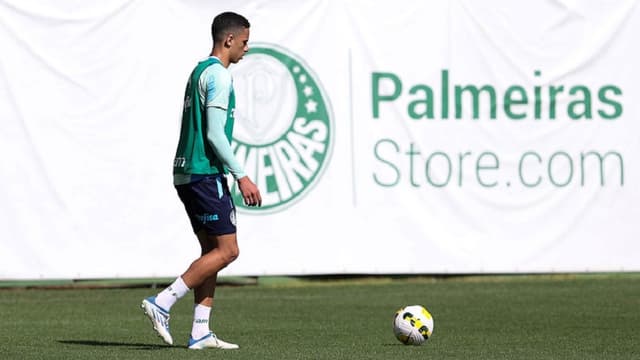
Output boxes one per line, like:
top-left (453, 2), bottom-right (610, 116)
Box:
top-left (173, 57), bottom-right (236, 184)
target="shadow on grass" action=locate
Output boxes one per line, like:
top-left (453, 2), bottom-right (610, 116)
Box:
top-left (59, 340), bottom-right (172, 350)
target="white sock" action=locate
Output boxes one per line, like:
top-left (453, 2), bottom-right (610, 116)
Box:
top-left (191, 304), bottom-right (212, 339)
top-left (155, 277), bottom-right (189, 311)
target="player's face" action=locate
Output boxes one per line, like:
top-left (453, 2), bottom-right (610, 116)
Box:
top-left (230, 27), bottom-right (250, 64)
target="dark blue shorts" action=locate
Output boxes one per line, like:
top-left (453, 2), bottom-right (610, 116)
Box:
top-left (175, 175), bottom-right (237, 236)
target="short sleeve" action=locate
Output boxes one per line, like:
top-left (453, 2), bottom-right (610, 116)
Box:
top-left (198, 64), bottom-right (232, 109)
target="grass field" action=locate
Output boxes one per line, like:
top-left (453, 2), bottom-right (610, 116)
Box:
top-left (1, 274), bottom-right (638, 359)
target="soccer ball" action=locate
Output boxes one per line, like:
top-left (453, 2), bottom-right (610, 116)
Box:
top-left (392, 305), bottom-right (434, 345)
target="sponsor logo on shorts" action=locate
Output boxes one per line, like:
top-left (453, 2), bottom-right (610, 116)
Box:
top-left (196, 213), bottom-right (219, 224)
top-left (231, 43), bottom-right (334, 214)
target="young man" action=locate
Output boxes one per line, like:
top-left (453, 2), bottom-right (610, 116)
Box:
top-left (141, 12), bottom-right (261, 350)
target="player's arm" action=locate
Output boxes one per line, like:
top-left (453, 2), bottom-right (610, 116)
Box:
top-left (203, 68), bottom-right (262, 206)
top-left (205, 107), bottom-right (245, 179)
top-left (205, 107), bottom-right (261, 207)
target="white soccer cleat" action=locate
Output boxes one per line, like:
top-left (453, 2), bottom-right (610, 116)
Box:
top-left (141, 297), bottom-right (173, 345)
top-left (188, 332), bottom-right (239, 350)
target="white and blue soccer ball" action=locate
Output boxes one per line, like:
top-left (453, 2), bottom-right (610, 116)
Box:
top-left (393, 305), bottom-right (434, 345)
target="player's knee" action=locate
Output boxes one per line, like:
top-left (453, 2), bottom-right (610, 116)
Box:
top-left (222, 246), bottom-right (239, 265)
top-left (229, 246), bottom-right (239, 263)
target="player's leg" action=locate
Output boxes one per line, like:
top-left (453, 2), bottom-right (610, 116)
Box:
top-left (193, 229), bottom-right (218, 305)
top-left (142, 174), bottom-right (237, 347)
top-left (187, 231), bottom-right (240, 350)
top-left (181, 232), bottom-right (239, 288)
top-left (190, 229), bottom-right (218, 341)
top-left (191, 272), bottom-right (217, 336)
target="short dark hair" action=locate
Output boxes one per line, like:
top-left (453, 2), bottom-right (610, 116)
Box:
top-left (211, 12), bottom-right (250, 44)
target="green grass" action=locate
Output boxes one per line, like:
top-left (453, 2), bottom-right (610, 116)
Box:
top-left (1, 274), bottom-right (638, 359)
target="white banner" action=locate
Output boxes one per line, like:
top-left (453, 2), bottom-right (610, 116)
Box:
top-left (1, 0), bottom-right (638, 279)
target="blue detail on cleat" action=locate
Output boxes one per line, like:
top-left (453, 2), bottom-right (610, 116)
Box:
top-left (141, 296), bottom-right (173, 345)
top-left (188, 332), bottom-right (239, 350)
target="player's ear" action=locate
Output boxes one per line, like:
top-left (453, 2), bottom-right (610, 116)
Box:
top-left (225, 33), bottom-right (234, 48)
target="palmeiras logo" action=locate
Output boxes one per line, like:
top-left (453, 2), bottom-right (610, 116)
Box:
top-left (230, 43), bottom-right (334, 213)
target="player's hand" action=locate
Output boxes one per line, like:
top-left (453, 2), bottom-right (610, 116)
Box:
top-left (237, 176), bottom-right (262, 207)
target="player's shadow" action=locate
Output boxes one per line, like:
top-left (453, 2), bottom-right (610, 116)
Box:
top-left (58, 340), bottom-right (172, 350)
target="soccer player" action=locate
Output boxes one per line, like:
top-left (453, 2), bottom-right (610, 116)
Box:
top-left (141, 11), bottom-right (261, 350)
